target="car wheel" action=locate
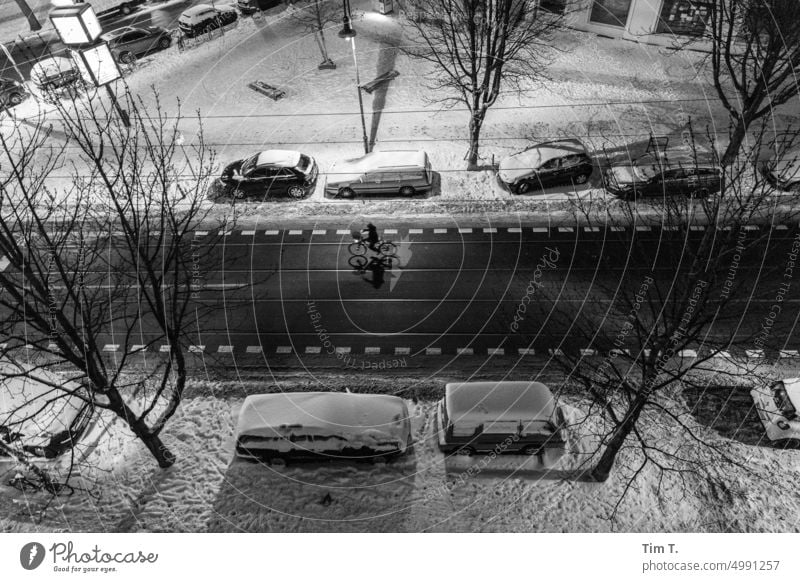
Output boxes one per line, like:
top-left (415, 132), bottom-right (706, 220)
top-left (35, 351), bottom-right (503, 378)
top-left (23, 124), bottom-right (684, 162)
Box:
top-left (771, 438), bottom-right (800, 450)
top-left (574, 173), bottom-right (589, 185)
top-left (338, 187), bottom-right (355, 198)
top-left (269, 457), bottom-right (287, 467)
top-left (453, 446), bottom-right (474, 457)
top-left (287, 185), bottom-right (306, 199)
top-left (516, 181), bottom-right (531, 194)
top-left (399, 185), bottom-right (415, 196)
top-left (119, 51), bottom-right (136, 65)
top-left (7, 92), bottom-right (24, 106)
top-left (158, 36), bottom-right (172, 50)
top-left (520, 445), bottom-right (543, 456)
top-left (119, 3), bottom-right (132, 15)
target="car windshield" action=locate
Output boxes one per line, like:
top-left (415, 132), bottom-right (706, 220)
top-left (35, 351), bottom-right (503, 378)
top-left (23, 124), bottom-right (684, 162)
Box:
top-left (773, 382), bottom-right (798, 419)
top-left (240, 154), bottom-right (259, 176)
top-left (633, 163), bottom-right (660, 181)
top-left (295, 154), bottom-right (312, 172)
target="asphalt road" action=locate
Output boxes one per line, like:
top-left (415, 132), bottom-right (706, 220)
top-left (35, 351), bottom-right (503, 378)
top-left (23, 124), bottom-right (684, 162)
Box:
top-left (3, 224), bottom-right (800, 360)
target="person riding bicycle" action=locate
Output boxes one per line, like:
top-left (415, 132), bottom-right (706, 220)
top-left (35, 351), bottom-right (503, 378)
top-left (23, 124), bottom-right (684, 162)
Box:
top-left (361, 223), bottom-right (380, 252)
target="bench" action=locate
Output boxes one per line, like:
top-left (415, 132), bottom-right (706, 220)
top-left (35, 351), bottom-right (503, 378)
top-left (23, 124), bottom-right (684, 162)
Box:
top-left (248, 81), bottom-right (286, 101)
top-left (359, 70), bottom-right (400, 94)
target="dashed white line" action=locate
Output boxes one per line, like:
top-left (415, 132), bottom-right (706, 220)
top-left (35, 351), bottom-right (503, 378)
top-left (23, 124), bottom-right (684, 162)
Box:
top-left (395, 347), bottom-right (411, 355)
top-left (305, 346), bottom-right (321, 354)
top-left (276, 346), bottom-right (292, 354)
top-left (159, 345), bottom-right (171, 352)
top-left (774, 224), bottom-right (789, 230)
top-left (335, 346), bottom-right (351, 354)
top-left (409, 228), bottom-right (423, 234)
top-left (241, 230), bottom-right (256, 236)
top-left (265, 230), bottom-right (280, 235)
top-left (434, 228), bottom-right (447, 234)
top-left (188, 345), bottom-right (205, 353)
top-left (518, 348), bottom-right (535, 355)
top-left (743, 225), bottom-right (759, 231)
top-left (678, 349), bottom-right (697, 358)
top-left (312, 229), bottom-right (326, 235)
top-left (194, 231), bottom-right (208, 237)
top-left (365, 347), bottom-right (381, 354)
top-left (780, 350), bottom-right (799, 358)
top-left (336, 229), bottom-right (351, 235)
top-left (483, 228), bottom-right (497, 233)
top-left (288, 230), bottom-right (303, 235)
top-left (635, 226), bottom-right (652, 231)
top-left (219, 230), bottom-right (232, 236)
top-left (532, 227), bottom-right (548, 233)
top-left (217, 345), bottom-right (233, 353)
top-left (548, 348), bottom-right (564, 356)
top-left (557, 227), bottom-right (574, 233)
top-left (0, 257), bottom-right (10, 271)
top-left (384, 229), bottom-right (398, 235)
top-left (689, 226), bottom-right (705, 231)
top-left (583, 227), bottom-right (599, 232)
top-left (458, 228), bottom-right (473, 233)
top-left (131, 345), bottom-right (146, 353)
top-left (457, 347), bottom-right (474, 355)
top-left (245, 346), bottom-right (262, 354)
top-left (611, 226), bottom-right (626, 232)
top-left (102, 344), bottom-right (120, 352)
top-left (507, 227), bottom-right (522, 233)
top-left (425, 347), bottom-right (441, 355)
top-left (488, 347), bottom-right (504, 356)
top-left (580, 348), bottom-right (597, 356)
top-left (746, 349), bottom-right (764, 359)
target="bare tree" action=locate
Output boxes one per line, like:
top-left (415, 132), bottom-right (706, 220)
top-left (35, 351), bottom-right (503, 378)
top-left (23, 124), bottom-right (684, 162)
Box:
top-left (12, 0), bottom-right (42, 32)
top-left (0, 85), bottom-right (227, 470)
top-left (402, 0), bottom-right (562, 168)
top-left (288, 0), bottom-right (340, 68)
top-left (540, 128), bottom-right (800, 491)
top-left (702, 0), bottom-right (800, 165)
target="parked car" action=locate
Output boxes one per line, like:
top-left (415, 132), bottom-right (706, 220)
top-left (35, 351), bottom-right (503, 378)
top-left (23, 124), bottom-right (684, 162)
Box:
top-left (30, 56), bottom-right (81, 92)
top-left (234, 392), bottom-right (413, 465)
top-left (237, 0), bottom-right (282, 15)
top-left (750, 379), bottom-right (800, 447)
top-left (101, 26), bottom-right (172, 64)
top-left (178, 3), bottom-right (238, 38)
top-left (51, 0), bottom-right (147, 17)
top-left (0, 77), bottom-right (27, 109)
top-left (762, 144), bottom-right (800, 192)
top-left (0, 360), bottom-right (93, 459)
top-left (497, 139), bottom-right (593, 194)
top-left (325, 150), bottom-right (433, 198)
top-left (213, 149), bottom-right (318, 200)
top-left (603, 150), bottom-right (722, 199)
top-left (435, 381), bottom-right (567, 457)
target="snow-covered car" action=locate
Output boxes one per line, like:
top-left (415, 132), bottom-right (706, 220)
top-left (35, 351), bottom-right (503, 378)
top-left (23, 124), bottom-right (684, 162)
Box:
top-left (324, 150), bottom-right (433, 198)
top-left (761, 144), bottom-right (800, 192)
top-left (101, 25), bottom-right (172, 64)
top-left (30, 56), bottom-right (81, 91)
top-left (435, 381), bottom-right (567, 457)
top-left (750, 379), bottom-right (800, 447)
top-left (178, 3), bottom-right (238, 38)
top-left (602, 150), bottom-right (721, 200)
top-left (213, 149), bottom-right (318, 200)
top-left (235, 392), bottom-right (413, 465)
top-left (51, 0), bottom-right (148, 17)
top-left (0, 361), bottom-right (93, 459)
top-left (0, 77), bottom-right (28, 109)
top-left (237, 0), bottom-right (281, 15)
top-left (497, 139), bottom-right (593, 194)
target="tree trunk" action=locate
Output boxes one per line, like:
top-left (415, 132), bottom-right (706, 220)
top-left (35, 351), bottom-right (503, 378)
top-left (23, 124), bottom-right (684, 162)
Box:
top-left (132, 421), bottom-right (176, 468)
top-left (316, 29), bottom-right (330, 63)
top-left (721, 117), bottom-right (748, 167)
top-left (591, 395), bottom-right (648, 482)
top-left (12, 0), bottom-right (41, 32)
top-left (466, 110), bottom-right (485, 169)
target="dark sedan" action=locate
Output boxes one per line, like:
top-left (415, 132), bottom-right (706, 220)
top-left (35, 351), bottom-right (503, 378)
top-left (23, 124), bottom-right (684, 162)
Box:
top-left (497, 139), bottom-right (593, 194)
top-left (213, 150), bottom-right (318, 201)
top-left (603, 151), bottom-right (722, 200)
top-left (102, 26), bottom-right (172, 64)
top-left (0, 77), bottom-right (27, 109)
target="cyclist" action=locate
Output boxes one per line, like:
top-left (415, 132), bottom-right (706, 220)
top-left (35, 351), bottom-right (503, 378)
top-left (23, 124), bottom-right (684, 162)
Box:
top-left (361, 223), bottom-right (380, 252)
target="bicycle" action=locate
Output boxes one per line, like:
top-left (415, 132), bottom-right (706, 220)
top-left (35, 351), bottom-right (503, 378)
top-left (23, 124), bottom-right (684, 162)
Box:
top-left (348, 254), bottom-right (395, 271)
top-left (348, 235), bottom-right (397, 256)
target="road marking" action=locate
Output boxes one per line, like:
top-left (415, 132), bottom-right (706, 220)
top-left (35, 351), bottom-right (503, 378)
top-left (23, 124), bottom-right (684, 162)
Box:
top-left (312, 229), bottom-right (326, 235)
top-left (395, 347), bottom-right (410, 355)
top-left (217, 345), bottom-right (233, 353)
top-left (245, 346), bottom-right (262, 354)
top-left (721, 225), bottom-right (733, 231)
top-left (131, 345), bottom-right (147, 353)
top-left (532, 227), bottom-right (548, 233)
top-left (336, 229), bottom-right (351, 235)
top-left (518, 348), bottom-right (535, 355)
top-left (635, 226), bottom-right (651, 231)
top-left (689, 226), bottom-right (705, 231)
top-left (335, 346), bottom-right (351, 354)
top-left (189, 345), bottom-right (205, 353)
top-left (0, 256), bottom-right (9, 271)
top-left (580, 348), bottom-right (597, 356)
top-left (458, 228), bottom-right (472, 233)
top-left (610, 348), bottom-right (630, 356)
top-left (557, 227), bottom-right (574, 233)
top-left (365, 347), bottom-right (381, 354)
top-left (288, 230), bottom-right (303, 235)
top-left (47, 343), bottom-right (58, 351)
top-left (507, 227), bottom-right (522, 233)
top-left (457, 347), bottom-right (474, 355)
top-left (409, 228), bottom-right (423, 234)
top-left (483, 228), bottom-right (497, 233)
top-left (425, 347), bottom-right (441, 355)
top-left (305, 346), bottom-right (321, 354)
top-left (265, 230), bottom-right (280, 235)
top-left (643, 349), bottom-right (651, 357)
top-left (276, 346), bottom-right (292, 354)
top-left (219, 230), bottom-right (232, 236)
top-left (384, 229), bottom-right (398, 235)
top-left (23, 344), bottom-right (33, 349)
top-left (194, 231), bottom-right (208, 237)
top-left (488, 347), bottom-right (504, 356)
top-left (241, 230), bottom-right (256, 236)
top-left (743, 225), bottom-right (758, 231)
top-left (0, 343), bottom-right (7, 350)
top-left (102, 344), bottom-right (119, 352)
top-left (611, 226), bottom-right (625, 232)
top-left (746, 349), bottom-right (764, 359)
top-left (159, 345), bottom-right (171, 352)
top-left (663, 225), bottom-right (680, 231)
top-left (714, 351), bottom-right (731, 360)
top-left (780, 350), bottom-right (799, 358)
top-left (678, 349), bottom-right (697, 358)
top-left (434, 228), bottom-right (447, 234)
top-left (549, 348), bottom-right (564, 356)
top-left (774, 224), bottom-right (789, 230)
top-left (583, 227), bottom-right (599, 232)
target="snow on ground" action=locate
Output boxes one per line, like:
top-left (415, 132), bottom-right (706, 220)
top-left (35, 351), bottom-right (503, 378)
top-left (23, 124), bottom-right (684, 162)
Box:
top-left (2, 378), bottom-right (799, 533)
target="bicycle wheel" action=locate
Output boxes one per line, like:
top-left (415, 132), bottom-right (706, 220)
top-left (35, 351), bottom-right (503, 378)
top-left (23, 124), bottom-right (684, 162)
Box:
top-left (349, 255), bottom-right (368, 270)
top-left (348, 241), bottom-right (367, 256)
top-left (379, 241), bottom-right (397, 255)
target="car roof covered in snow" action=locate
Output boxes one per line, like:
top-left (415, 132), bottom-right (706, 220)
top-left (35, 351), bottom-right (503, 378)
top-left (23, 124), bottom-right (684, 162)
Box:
top-left (498, 139), bottom-right (587, 180)
top-left (333, 150), bottom-right (429, 173)
top-left (254, 149), bottom-right (302, 168)
top-left (181, 3), bottom-right (217, 16)
top-left (236, 392), bottom-right (408, 439)
top-left (444, 381), bottom-right (556, 424)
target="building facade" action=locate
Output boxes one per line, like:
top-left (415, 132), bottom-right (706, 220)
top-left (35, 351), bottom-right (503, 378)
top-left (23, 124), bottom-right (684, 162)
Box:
top-left (570, 0), bottom-right (713, 47)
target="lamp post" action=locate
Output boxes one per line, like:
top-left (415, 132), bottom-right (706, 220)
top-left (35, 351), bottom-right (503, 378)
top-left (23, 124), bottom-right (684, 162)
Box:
top-left (339, 0), bottom-right (369, 154)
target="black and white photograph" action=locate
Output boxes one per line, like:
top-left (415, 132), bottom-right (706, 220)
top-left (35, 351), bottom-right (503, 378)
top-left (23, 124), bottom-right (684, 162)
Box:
top-left (1, 0), bottom-right (799, 578)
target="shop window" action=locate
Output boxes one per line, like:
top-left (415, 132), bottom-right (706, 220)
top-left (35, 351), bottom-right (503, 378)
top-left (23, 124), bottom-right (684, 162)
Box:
top-left (656, 0), bottom-right (713, 36)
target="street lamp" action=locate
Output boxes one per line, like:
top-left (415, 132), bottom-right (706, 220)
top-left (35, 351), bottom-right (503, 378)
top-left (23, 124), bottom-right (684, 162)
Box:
top-left (339, 0), bottom-right (369, 154)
